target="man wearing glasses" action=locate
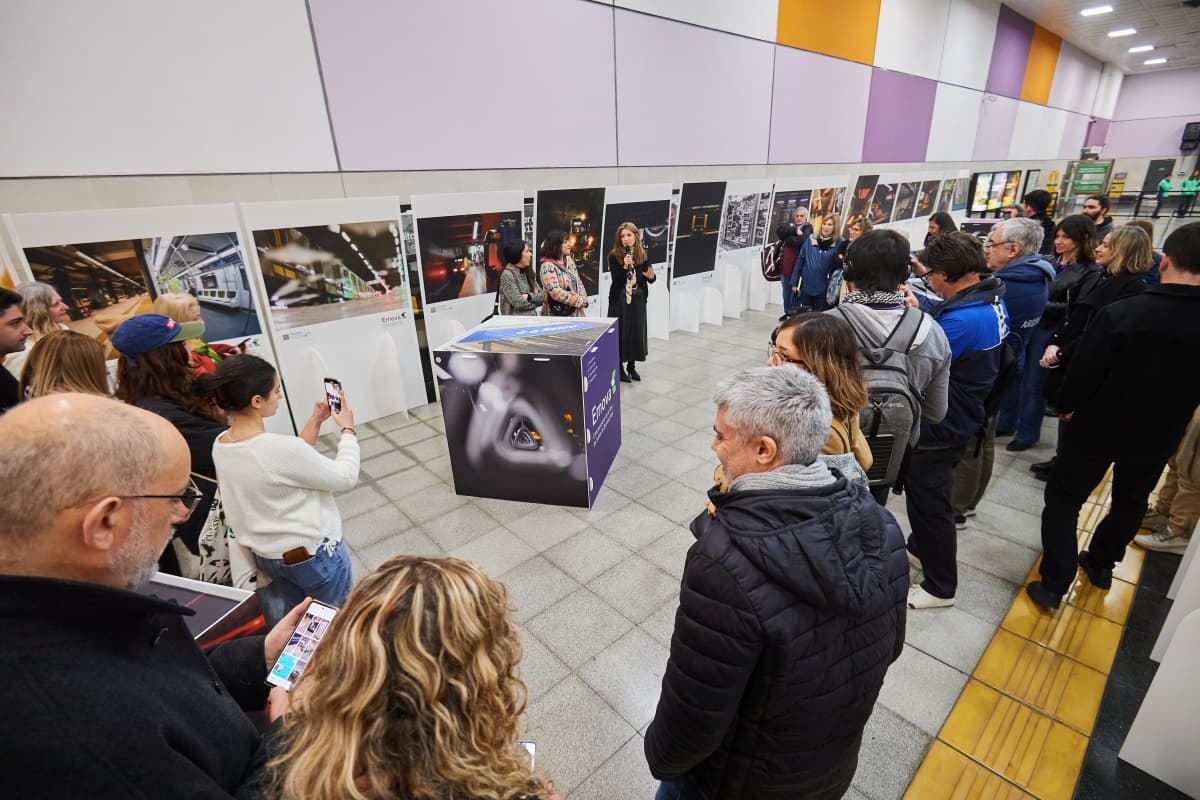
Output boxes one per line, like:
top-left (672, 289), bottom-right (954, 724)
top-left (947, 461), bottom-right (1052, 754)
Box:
top-left (0, 393), bottom-right (308, 798)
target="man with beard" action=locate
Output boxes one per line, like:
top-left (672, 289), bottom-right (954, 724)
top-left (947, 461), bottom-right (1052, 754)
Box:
top-left (0, 393), bottom-right (308, 798)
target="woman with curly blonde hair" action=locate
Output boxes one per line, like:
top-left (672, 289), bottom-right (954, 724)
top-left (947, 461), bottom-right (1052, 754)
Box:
top-left (265, 556), bottom-right (560, 800)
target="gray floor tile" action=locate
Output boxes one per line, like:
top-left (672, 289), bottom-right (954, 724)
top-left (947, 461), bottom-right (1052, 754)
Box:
top-left (569, 734), bottom-right (659, 800)
top-left (506, 505), bottom-right (590, 551)
top-left (340, 504), bottom-right (415, 550)
top-left (639, 394), bottom-right (687, 418)
top-left (355, 528), bottom-right (443, 570)
top-left (970, 497), bottom-right (1043, 550)
top-left (420, 504), bottom-right (499, 551)
top-left (640, 418), bottom-right (695, 445)
top-left (425, 415), bottom-right (446, 433)
top-left (640, 529), bottom-right (696, 580)
top-left (336, 485), bottom-right (390, 517)
top-left (472, 495), bottom-right (542, 525)
top-left (423, 455), bottom-right (454, 482)
top-left (401, 482), bottom-right (468, 524)
top-left (672, 404), bottom-right (719, 432)
top-left (589, 555), bottom-right (681, 624)
top-left (674, 429), bottom-right (720, 461)
top-left (980, 475), bottom-right (1047, 517)
top-left (636, 447), bottom-right (705, 480)
top-left (844, 786), bottom-right (872, 800)
top-left (904, 606), bottom-right (996, 674)
top-left (570, 483), bottom-right (631, 523)
top-left (518, 629), bottom-right (570, 703)
top-left (637, 375), bottom-right (683, 397)
top-left (408, 402), bottom-right (442, 420)
top-left (374, 465), bottom-right (443, 501)
top-left (347, 546), bottom-right (368, 584)
top-left (447, 528), bottom-right (537, 579)
top-left (875, 645), bottom-right (969, 737)
top-left (402, 434), bottom-right (450, 463)
top-left (617, 431), bottom-right (667, 461)
top-left (527, 588), bottom-right (633, 670)
top-left (357, 434), bottom-right (402, 460)
top-left (500, 556), bottom-right (581, 623)
top-left (370, 410), bottom-right (419, 432)
top-left (544, 530), bottom-right (632, 585)
top-left (956, 528), bottom-right (1038, 585)
top-left (953, 563), bottom-right (1020, 626)
top-left (385, 421), bottom-right (439, 447)
top-left (523, 676), bottom-right (638, 795)
top-left (638, 480), bottom-right (709, 526)
top-left (593, 505), bottom-right (680, 551)
top-left (579, 627), bottom-right (670, 730)
top-left (639, 599), bottom-right (680, 649)
top-left (359, 448), bottom-right (417, 480)
top-left (852, 705), bottom-right (932, 800)
top-left (620, 407), bottom-right (659, 431)
top-left (603, 463), bottom-right (672, 500)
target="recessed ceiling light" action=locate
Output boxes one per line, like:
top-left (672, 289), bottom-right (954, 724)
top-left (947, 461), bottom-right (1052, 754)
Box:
top-left (1144, 57), bottom-right (1167, 65)
top-left (1108, 28), bottom-right (1137, 37)
top-left (1081, 5), bottom-right (1113, 15)
top-left (1129, 45), bottom-right (1155, 53)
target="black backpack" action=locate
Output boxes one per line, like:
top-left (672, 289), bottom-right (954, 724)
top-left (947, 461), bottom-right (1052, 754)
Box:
top-left (836, 305), bottom-right (926, 487)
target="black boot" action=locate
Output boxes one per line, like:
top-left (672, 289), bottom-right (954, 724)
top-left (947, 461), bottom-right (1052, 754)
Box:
top-left (620, 368), bottom-right (632, 383)
top-left (628, 362), bottom-right (641, 381)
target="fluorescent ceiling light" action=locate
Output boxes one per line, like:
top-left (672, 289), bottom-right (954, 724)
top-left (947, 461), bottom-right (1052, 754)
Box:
top-left (1108, 27), bottom-right (1137, 37)
top-left (1080, 5), bottom-right (1113, 15)
top-left (1144, 57), bottom-right (1167, 65)
top-left (1129, 45), bottom-right (1155, 53)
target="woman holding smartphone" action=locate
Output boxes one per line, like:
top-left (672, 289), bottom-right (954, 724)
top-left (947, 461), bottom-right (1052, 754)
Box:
top-left (264, 556), bottom-right (563, 800)
top-left (607, 222), bottom-right (656, 382)
top-left (204, 355), bottom-right (359, 624)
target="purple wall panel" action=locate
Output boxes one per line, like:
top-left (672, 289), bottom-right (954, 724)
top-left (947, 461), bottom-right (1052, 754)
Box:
top-left (1104, 116), bottom-right (1197, 158)
top-left (861, 70), bottom-right (937, 163)
top-left (984, 4), bottom-right (1035, 100)
top-left (972, 94), bottom-right (1019, 160)
top-left (309, 0), bottom-right (617, 170)
top-left (1059, 112), bottom-right (1090, 159)
top-left (769, 48), bottom-right (871, 164)
top-left (1084, 118), bottom-right (1110, 148)
top-left (614, 10), bottom-right (774, 166)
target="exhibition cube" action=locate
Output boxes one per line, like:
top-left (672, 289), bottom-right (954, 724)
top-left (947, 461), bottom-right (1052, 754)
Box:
top-left (433, 316), bottom-right (621, 508)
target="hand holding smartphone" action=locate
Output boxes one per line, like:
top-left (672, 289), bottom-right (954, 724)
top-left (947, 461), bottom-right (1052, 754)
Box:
top-left (266, 600), bottom-right (338, 691)
top-left (323, 378), bottom-right (343, 414)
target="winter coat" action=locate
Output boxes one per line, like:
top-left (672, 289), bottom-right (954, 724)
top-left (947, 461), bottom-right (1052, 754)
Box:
top-left (775, 221), bottom-right (812, 279)
top-left (993, 254), bottom-right (1054, 349)
top-left (644, 478), bottom-right (908, 799)
top-left (0, 575), bottom-right (270, 798)
top-left (787, 235), bottom-right (844, 296)
top-left (1039, 258), bottom-right (1101, 332)
top-left (1057, 284), bottom-right (1200, 463)
top-left (920, 277), bottom-right (1009, 448)
top-left (539, 257), bottom-right (587, 316)
top-left (1031, 213), bottom-right (1055, 256)
top-left (498, 263), bottom-right (543, 315)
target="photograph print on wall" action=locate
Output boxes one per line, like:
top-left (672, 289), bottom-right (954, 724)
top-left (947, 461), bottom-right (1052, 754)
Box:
top-left (769, 190), bottom-right (813, 242)
top-left (810, 187), bottom-right (846, 234)
top-left (914, 180), bottom-right (941, 219)
top-left (672, 181), bottom-right (726, 280)
top-left (414, 211), bottom-right (522, 306)
top-left (844, 175), bottom-right (880, 235)
top-left (719, 191), bottom-right (772, 254)
top-left (951, 177), bottom-right (970, 212)
top-left (535, 188), bottom-right (606, 297)
top-left (892, 182), bottom-right (919, 222)
top-left (869, 183), bottom-right (897, 225)
top-left (600, 199), bottom-right (671, 268)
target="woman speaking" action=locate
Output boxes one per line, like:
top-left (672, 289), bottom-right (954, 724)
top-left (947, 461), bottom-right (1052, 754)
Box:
top-left (607, 222), bottom-right (656, 382)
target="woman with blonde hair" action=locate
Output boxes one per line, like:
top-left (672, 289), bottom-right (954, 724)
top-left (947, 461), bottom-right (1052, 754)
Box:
top-left (152, 292), bottom-right (244, 374)
top-left (768, 313), bottom-right (872, 486)
top-left (786, 213), bottom-right (845, 312)
top-left (18, 329), bottom-right (109, 399)
top-left (4, 281), bottom-right (71, 379)
top-left (607, 222), bottom-right (656, 382)
top-left (265, 556), bottom-right (561, 800)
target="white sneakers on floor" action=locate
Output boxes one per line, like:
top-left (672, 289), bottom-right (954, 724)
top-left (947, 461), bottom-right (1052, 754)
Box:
top-left (1134, 528), bottom-right (1192, 553)
top-left (907, 585), bottom-right (955, 609)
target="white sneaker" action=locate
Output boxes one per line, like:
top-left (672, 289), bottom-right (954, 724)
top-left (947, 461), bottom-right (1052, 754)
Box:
top-left (907, 550), bottom-right (922, 571)
top-left (908, 585), bottom-right (955, 609)
top-left (964, 508), bottom-right (977, 518)
top-left (1134, 528), bottom-right (1191, 554)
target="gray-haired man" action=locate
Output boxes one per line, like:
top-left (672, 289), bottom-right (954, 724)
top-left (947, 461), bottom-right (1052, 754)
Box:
top-left (645, 366), bottom-right (908, 800)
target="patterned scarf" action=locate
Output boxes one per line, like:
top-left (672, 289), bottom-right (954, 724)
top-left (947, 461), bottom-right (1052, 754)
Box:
top-left (625, 265), bottom-right (635, 305)
top-left (842, 289), bottom-right (905, 306)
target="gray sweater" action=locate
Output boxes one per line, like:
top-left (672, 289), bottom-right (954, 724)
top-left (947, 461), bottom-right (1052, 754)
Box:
top-left (498, 263), bottom-right (544, 315)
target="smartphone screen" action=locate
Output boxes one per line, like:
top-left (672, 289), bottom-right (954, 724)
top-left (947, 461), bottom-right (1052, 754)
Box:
top-left (518, 741), bottom-right (536, 771)
top-left (266, 600), bottom-right (338, 691)
top-left (323, 378), bottom-right (342, 414)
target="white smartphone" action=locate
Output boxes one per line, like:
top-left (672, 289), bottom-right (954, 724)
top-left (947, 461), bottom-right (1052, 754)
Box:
top-left (323, 378), bottom-right (343, 414)
top-left (518, 741), bottom-right (536, 771)
top-left (266, 600), bottom-right (339, 691)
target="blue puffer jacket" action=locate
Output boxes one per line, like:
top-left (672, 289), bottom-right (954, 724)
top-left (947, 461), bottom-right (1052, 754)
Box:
top-left (645, 476), bottom-right (908, 799)
top-left (787, 235), bottom-right (844, 296)
top-left (920, 276), bottom-right (1009, 448)
top-left (993, 254), bottom-right (1053, 349)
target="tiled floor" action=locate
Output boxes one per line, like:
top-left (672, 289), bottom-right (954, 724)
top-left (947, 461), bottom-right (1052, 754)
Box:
top-left (316, 305), bottom-right (1126, 799)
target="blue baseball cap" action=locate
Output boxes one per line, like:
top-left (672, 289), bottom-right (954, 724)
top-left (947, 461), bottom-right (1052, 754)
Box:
top-left (112, 313), bottom-right (206, 357)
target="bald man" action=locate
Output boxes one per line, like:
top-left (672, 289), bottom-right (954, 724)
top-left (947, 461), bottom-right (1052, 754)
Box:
top-left (0, 394), bottom-right (307, 799)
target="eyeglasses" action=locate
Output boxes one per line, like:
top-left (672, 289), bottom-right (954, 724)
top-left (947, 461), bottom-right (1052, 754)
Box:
top-left (120, 479), bottom-right (204, 520)
top-left (768, 344), bottom-right (807, 367)
top-left (983, 240), bottom-right (1015, 249)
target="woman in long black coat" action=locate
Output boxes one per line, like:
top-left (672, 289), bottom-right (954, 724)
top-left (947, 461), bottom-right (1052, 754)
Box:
top-left (608, 222), bottom-right (656, 382)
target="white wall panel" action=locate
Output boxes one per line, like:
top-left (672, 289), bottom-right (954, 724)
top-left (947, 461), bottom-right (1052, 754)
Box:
top-left (938, 0), bottom-right (1000, 91)
top-left (874, 0), bottom-right (951, 81)
top-left (615, 0), bottom-right (779, 42)
top-left (1059, 112), bottom-right (1091, 159)
top-left (926, 84), bottom-right (983, 162)
top-left (1092, 64), bottom-right (1125, 120)
top-left (1008, 102), bottom-right (1068, 161)
top-left (0, 0), bottom-right (337, 176)
top-left (1112, 68), bottom-right (1200, 121)
top-left (1048, 43), bottom-right (1103, 116)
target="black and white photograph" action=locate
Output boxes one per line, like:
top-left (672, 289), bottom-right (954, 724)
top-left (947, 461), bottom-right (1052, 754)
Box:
top-left (253, 221), bottom-right (412, 330)
top-left (719, 191), bottom-right (772, 254)
top-left (600, 199), bottom-right (671, 267)
top-left (672, 181), bottom-right (726, 279)
top-left (535, 188), bottom-right (606, 296)
top-left (413, 211), bottom-right (522, 306)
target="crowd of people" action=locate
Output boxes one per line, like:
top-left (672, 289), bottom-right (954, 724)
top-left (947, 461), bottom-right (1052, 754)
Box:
top-left (1, 190), bottom-right (1198, 798)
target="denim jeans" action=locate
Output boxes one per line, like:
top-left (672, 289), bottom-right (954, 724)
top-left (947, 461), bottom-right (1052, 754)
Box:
top-left (782, 276), bottom-right (800, 315)
top-left (1013, 326), bottom-right (1054, 444)
top-left (797, 289), bottom-right (830, 312)
top-left (254, 539), bottom-right (353, 626)
top-left (996, 333), bottom-right (1030, 434)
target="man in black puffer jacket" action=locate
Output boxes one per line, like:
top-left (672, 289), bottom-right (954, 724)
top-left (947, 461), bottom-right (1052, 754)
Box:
top-left (645, 366), bottom-right (909, 800)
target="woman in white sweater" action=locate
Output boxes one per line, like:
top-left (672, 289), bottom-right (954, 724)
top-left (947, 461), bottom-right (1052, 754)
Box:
top-left (202, 355), bottom-right (359, 624)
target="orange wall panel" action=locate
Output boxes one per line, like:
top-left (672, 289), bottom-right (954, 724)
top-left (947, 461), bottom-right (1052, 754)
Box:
top-left (1020, 25), bottom-right (1061, 105)
top-left (777, 0), bottom-right (881, 66)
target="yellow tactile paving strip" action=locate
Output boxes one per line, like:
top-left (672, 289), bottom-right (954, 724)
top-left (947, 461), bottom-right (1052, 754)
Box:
top-left (904, 470), bottom-right (1148, 800)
